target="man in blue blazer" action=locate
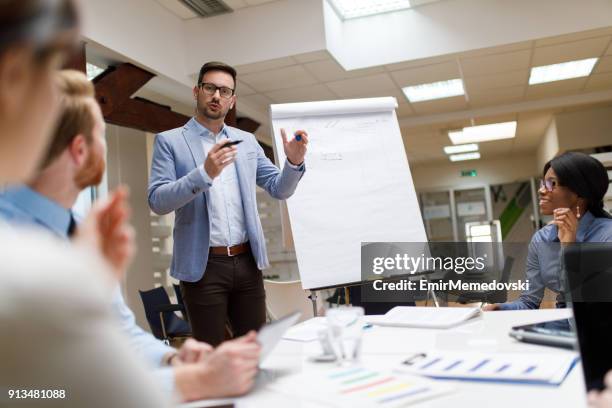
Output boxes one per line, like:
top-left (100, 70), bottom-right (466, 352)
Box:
top-left (148, 61), bottom-right (308, 345)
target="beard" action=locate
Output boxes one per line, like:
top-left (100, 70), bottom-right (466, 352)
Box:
top-left (197, 98), bottom-right (228, 121)
top-left (74, 150), bottom-right (105, 190)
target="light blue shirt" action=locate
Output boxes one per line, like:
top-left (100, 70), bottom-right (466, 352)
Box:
top-left (499, 211), bottom-right (612, 310)
top-left (0, 185), bottom-right (176, 394)
top-left (194, 122), bottom-right (249, 246)
top-left (193, 119), bottom-right (303, 247)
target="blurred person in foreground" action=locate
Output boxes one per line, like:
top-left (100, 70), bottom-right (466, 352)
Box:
top-left (0, 69), bottom-right (260, 401)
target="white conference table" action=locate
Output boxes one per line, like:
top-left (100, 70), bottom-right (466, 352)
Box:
top-left (182, 309), bottom-right (587, 407)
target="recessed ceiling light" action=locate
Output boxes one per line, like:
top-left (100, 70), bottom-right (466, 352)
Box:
top-left (443, 143), bottom-right (479, 155)
top-left (449, 121), bottom-right (517, 144)
top-left (449, 152), bottom-right (481, 162)
top-left (529, 57), bottom-right (598, 85)
top-left (402, 79), bottom-right (465, 103)
top-left (327, 0), bottom-right (412, 20)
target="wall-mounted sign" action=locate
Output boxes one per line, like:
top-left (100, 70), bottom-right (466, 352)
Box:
top-left (461, 169), bottom-right (477, 177)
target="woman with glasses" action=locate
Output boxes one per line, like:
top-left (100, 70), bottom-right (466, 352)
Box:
top-left (484, 151), bottom-right (612, 311)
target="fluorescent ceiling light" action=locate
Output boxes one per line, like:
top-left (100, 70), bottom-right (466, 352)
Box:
top-left (327, 0), bottom-right (412, 20)
top-left (86, 62), bottom-right (105, 81)
top-left (402, 79), bottom-right (465, 103)
top-left (529, 58), bottom-right (598, 85)
top-left (449, 152), bottom-right (481, 162)
top-left (443, 143), bottom-right (479, 155)
top-left (449, 121), bottom-right (517, 144)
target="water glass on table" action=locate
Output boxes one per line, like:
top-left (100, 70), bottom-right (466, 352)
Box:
top-left (326, 306), bottom-right (365, 365)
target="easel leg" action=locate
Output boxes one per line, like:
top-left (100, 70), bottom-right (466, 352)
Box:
top-left (309, 290), bottom-right (318, 317)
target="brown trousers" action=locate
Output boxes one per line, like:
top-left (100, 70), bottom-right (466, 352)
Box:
top-left (180, 251), bottom-right (266, 346)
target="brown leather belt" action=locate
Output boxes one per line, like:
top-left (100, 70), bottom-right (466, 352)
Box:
top-left (209, 242), bottom-right (250, 257)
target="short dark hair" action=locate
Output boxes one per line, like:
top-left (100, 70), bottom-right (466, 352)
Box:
top-left (197, 61), bottom-right (237, 87)
top-left (544, 151), bottom-right (611, 219)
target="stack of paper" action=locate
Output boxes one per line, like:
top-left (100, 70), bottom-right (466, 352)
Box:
top-left (396, 351), bottom-right (579, 386)
top-left (282, 317), bottom-right (328, 342)
top-left (366, 306), bottom-right (481, 329)
top-left (267, 366), bottom-right (454, 407)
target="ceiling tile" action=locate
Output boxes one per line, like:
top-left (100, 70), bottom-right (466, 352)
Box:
top-left (239, 93), bottom-right (274, 113)
top-left (460, 49), bottom-right (531, 77)
top-left (385, 54), bottom-right (455, 72)
top-left (244, 0), bottom-right (280, 5)
top-left (478, 139), bottom-right (515, 155)
top-left (585, 72), bottom-right (612, 91)
top-left (468, 85), bottom-right (525, 107)
top-left (531, 36), bottom-right (610, 66)
top-left (410, 95), bottom-right (468, 115)
top-left (235, 80), bottom-right (256, 96)
top-left (534, 28), bottom-right (612, 47)
top-left (293, 50), bottom-right (331, 64)
top-left (240, 65), bottom-right (318, 92)
top-left (235, 56), bottom-right (296, 75)
top-left (156, 0), bottom-right (198, 19)
top-left (459, 41), bottom-right (533, 59)
top-left (223, 0), bottom-right (248, 9)
top-left (390, 61), bottom-right (460, 87)
top-left (326, 73), bottom-right (396, 98)
top-left (593, 55), bottom-right (612, 74)
top-left (472, 114), bottom-right (518, 126)
top-left (265, 84), bottom-right (336, 104)
top-left (396, 103), bottom-right (415, 118)
top-left (304, 59), bottom-right (386, 82)
top-left (525, 77), bottom-right (587, 99)
top-left (463, 69), bottom-right (528, 93)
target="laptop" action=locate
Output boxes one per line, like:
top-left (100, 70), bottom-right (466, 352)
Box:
top-left (564, 243), bottom-right (612, 391)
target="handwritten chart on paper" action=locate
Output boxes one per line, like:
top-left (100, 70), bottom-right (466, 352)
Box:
top-left (270, 97), bottom-right (427, 290)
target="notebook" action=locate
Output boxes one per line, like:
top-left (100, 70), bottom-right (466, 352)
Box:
top-left (365, 306), bottom-right (481, 329)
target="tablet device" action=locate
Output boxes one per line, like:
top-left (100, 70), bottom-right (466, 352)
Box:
top-left (257, 311), bottom-right (301, 363)
top-left (509, 318), bottom-right (577, 349)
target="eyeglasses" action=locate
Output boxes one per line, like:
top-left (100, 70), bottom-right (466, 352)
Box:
top-left (198, 82), bottom-right (234, 99)
top-left (539, 178), bottom-right (560, 192)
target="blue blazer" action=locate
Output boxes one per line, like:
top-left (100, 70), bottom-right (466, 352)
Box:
top-left (148, 118), bottom-right (304, 282)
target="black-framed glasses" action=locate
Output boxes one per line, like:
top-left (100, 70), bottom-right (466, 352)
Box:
top-left (539, 178), bottom-right (559, 192)
top-left (198, 82), bottom-right (234, 99)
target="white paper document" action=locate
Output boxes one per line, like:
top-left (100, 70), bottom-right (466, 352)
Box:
top-left (267, 365), bottom-right (454, 408)
top-left (396, 351), bottom-right (579, 386)
top-left (366, 306), bottom-right (482, 329)
top-left (282, 317), bottom-right (328, 342)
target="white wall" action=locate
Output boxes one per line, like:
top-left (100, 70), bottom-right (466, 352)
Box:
top-left (556, 105), bottom-right (612, 151)
top-left (106, 124), bottom-right (155, 328)
top-left (411, 154), bottom-right (539, 192)
top-left (536, 105), bottom-right (612, 168)
top-left (537, 118), bottom-right (559, 170)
